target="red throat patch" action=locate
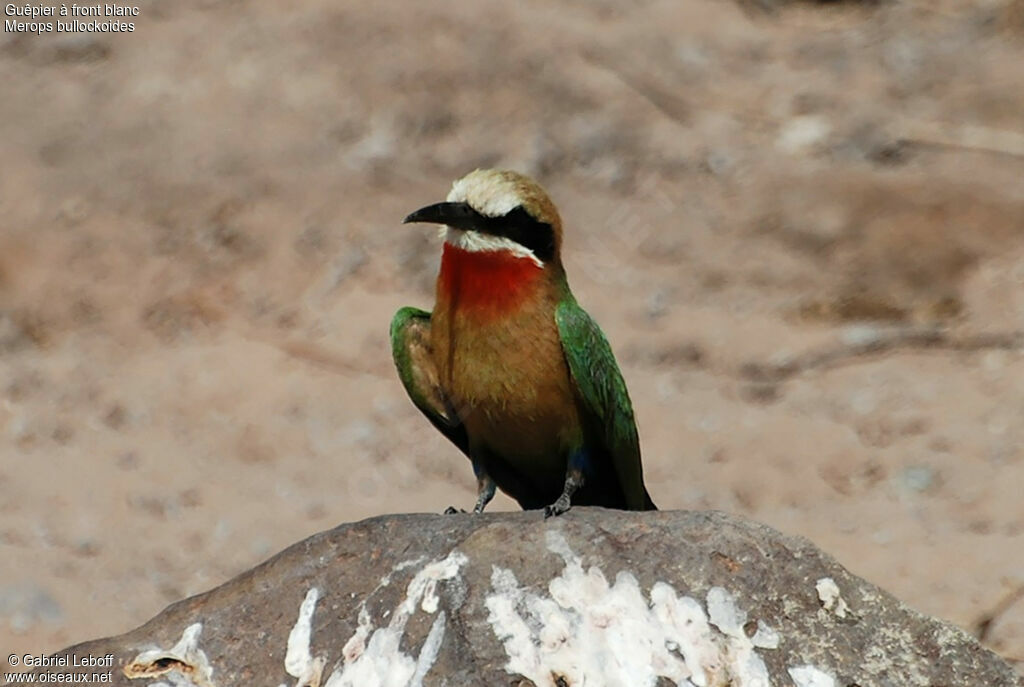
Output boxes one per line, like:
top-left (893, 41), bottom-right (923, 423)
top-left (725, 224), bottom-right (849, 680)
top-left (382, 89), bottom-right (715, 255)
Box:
top-left (438, 243), bottom-right (543, 317)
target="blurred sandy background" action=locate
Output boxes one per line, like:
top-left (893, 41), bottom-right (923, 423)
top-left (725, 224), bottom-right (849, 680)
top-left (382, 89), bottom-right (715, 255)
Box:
top-left (1, 0), bottom-right (1024, 674)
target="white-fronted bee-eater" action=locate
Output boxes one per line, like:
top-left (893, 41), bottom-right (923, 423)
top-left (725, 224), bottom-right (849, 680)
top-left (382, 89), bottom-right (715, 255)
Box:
top-left (391, 169), bottom-right (656, 517)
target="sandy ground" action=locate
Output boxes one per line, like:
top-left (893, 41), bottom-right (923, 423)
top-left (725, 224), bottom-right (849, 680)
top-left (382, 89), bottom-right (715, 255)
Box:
top-left (1, 0), bottom-right (1024, 676)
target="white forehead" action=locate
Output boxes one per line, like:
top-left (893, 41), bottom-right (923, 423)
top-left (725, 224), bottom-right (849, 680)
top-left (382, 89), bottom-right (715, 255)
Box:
top-left (446, 173), bottom-right (521, 218)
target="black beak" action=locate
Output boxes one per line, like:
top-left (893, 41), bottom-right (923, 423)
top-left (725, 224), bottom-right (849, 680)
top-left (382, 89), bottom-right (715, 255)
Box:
top-left (403, 201), bottom-right (482, 232)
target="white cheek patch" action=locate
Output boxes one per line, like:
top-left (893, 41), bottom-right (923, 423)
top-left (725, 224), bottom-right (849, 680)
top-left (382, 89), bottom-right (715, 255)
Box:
top-left (445, 228), bottom-right (543, 268)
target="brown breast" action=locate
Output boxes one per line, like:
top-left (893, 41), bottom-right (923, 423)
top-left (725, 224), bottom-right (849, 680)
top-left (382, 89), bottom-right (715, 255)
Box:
top-left (431, 246), bottom-right (582, 461)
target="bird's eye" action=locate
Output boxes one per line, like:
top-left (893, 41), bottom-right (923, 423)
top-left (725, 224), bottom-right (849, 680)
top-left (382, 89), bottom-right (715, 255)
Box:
top-left (481, 206), bottom-right (555, 263)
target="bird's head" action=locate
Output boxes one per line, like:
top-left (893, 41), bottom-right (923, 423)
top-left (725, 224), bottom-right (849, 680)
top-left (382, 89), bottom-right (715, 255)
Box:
top-left (404, 169), bottom-right (563, 268)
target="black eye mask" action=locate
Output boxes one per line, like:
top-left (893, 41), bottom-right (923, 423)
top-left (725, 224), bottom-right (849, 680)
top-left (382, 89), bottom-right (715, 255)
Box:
top-left (404, 202), bottom-right (555, 264)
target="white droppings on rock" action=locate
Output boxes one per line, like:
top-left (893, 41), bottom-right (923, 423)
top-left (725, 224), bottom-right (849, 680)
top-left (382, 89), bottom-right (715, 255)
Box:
top-left (750, 622), bottom-right (781, 650)
top-left (341, 607), bottom-right (372, 663)
top-left (124, 623), bottom-right (215, 687)
top-left (707, 586), bottom-right (745, 637)
top-left (816, 578), bottom-right (850, 619)
top-left (484, 532), bottom-right (777, 687)
top-left (788, 665), bottom-right (836, 687)
top-left (420, 577), bottom-right (442, 614)
top-left (393, 556), bottom-right (427, 572)
top-left (324, 550), bottom-right (467, 687)
top-left (409, 611), bottom-right (447, 686)
top-left (277, 552), bottom-right (466, 687)
top-left (284, 588), bottom-right (324, 687)
top-left (649, 583), bottom-right (721, 686)
top-left (706, 587), bottom-right (772, 687)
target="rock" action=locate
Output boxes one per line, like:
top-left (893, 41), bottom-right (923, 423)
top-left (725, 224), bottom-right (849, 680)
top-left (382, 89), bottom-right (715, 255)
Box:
top-left (15, 510), bottom-right (1022, 686)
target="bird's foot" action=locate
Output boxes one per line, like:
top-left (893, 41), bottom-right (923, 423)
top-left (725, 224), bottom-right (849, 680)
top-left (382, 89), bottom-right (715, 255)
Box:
top-left (544, 468), bottom-right (583, 518)
top-left (443, 506), bottom-right (467, 515)
top-left (543, 495), bottom-right (573, 519)
top-left (472, 472), bottom-right (496, 514)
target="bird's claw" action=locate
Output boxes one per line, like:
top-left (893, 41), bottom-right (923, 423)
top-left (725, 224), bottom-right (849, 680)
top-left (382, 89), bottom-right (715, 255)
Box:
top-left (443, 506), bottom-right (467, 515)
top-left (543, 497), bottom-right (572, 519)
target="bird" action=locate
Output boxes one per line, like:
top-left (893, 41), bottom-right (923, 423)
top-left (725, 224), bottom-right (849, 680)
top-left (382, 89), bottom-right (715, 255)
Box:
top-left (390, 169), bottom-right (656, 517)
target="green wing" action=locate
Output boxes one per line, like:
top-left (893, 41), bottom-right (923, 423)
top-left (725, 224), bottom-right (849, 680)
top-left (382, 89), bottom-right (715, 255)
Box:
top-left (390, 307), bottom-right (469, 456)
top-left (555, 299), bottom-right (652, 510)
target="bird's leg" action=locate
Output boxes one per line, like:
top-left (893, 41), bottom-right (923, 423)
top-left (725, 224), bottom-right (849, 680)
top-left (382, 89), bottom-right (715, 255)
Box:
top-left (473, 473), bottom-right (496, 513)
top-left (445, 458), bottom-right (495, 515)
top-left (544, 467), bottom-right (584, 519)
